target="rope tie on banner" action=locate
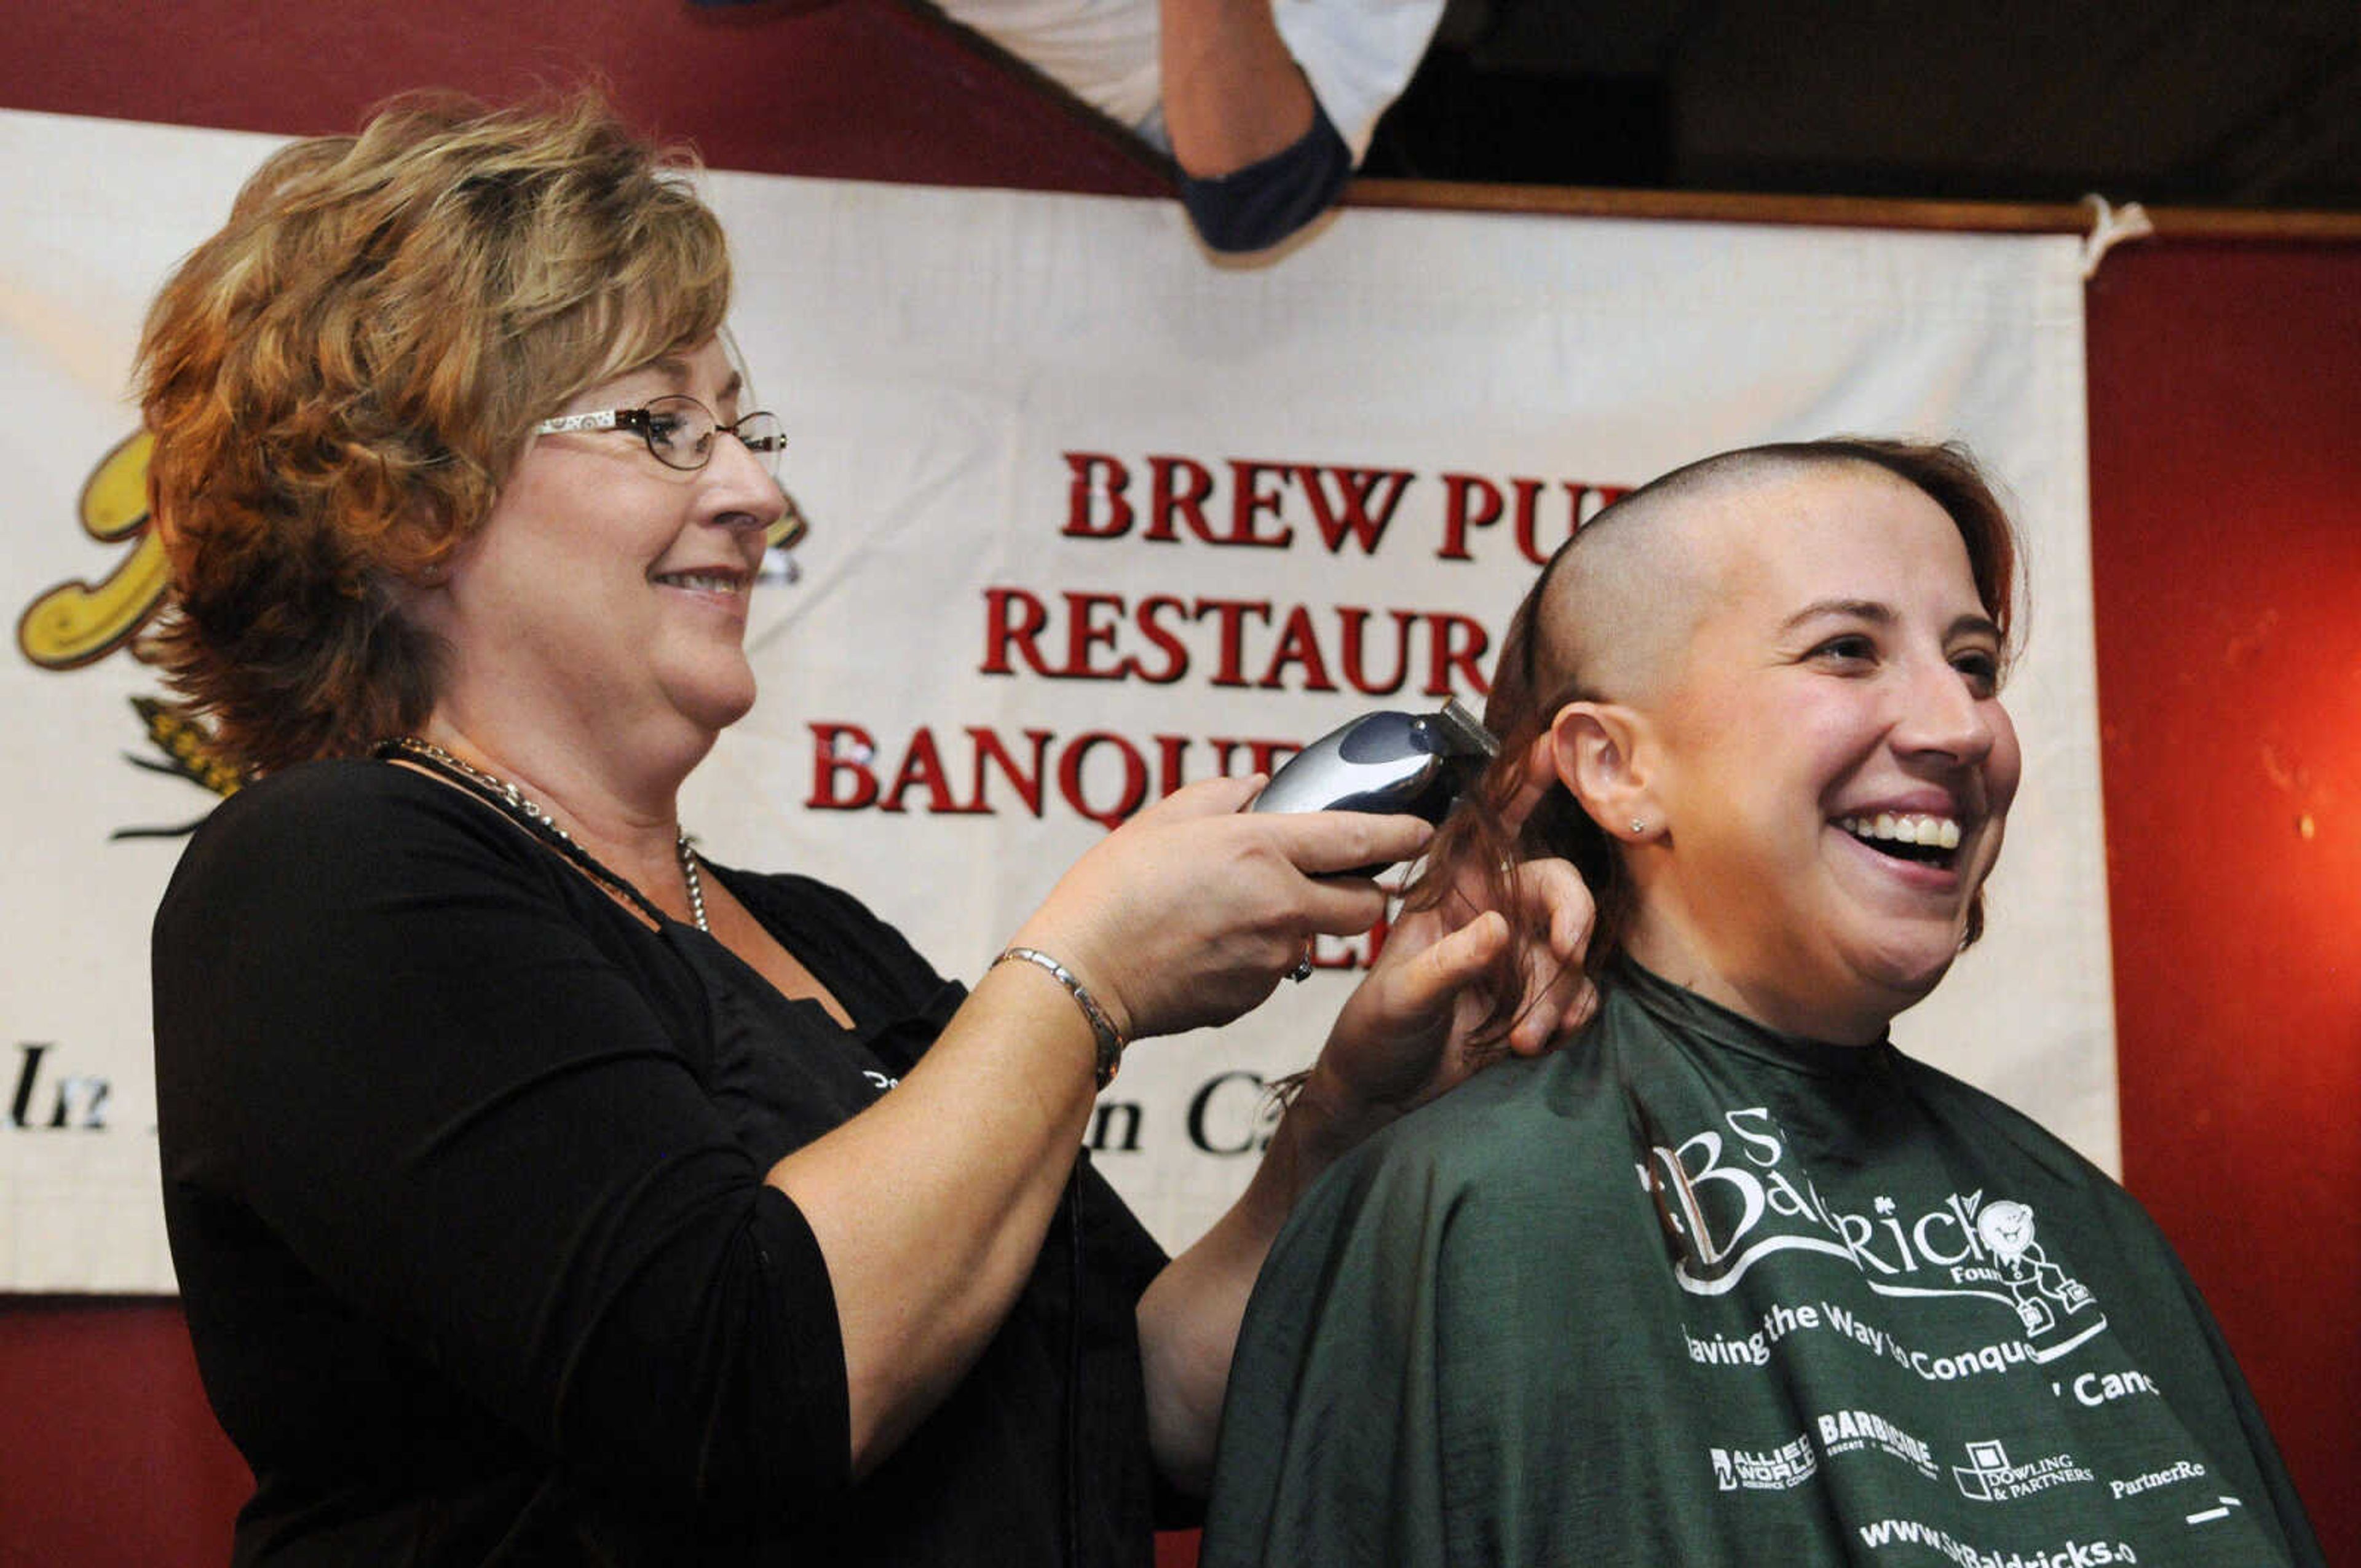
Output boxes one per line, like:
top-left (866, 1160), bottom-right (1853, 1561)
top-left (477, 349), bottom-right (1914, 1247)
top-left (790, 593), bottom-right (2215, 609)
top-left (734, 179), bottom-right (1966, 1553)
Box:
top-left (2079, 194), bottom-right (2155, 279)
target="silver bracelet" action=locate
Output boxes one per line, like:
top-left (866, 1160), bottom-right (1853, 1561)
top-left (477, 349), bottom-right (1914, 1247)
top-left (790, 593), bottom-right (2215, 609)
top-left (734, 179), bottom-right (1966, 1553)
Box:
top-left (992, 947), bottom-right (1127, 1089)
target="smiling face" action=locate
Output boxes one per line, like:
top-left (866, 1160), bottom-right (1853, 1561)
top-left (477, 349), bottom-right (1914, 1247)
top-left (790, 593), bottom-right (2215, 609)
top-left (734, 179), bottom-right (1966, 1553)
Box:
top-left (1605, 462), bottom-right (2022, 1042)
top-left (1976, 1200), bottom-right (2038, 1263)
top-left (414, 335), bottom-right (783, 769)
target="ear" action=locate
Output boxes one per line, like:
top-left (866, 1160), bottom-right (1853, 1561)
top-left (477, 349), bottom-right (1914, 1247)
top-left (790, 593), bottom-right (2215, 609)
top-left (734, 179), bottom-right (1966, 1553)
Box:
top-left (389, 498), bottom-right (475, 612)
top-left (1547, 700), bottom-right (1661, 843)
top-left (380, 556), bottom-right (448, 618)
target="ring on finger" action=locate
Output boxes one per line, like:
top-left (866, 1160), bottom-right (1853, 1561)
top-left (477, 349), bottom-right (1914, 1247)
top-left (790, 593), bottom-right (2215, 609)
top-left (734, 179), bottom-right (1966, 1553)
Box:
top-left (1288, 946), bottom-right (1315, 983)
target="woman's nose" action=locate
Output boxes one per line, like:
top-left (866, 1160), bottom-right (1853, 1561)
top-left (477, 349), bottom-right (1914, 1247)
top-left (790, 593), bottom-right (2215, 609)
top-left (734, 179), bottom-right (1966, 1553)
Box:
top-left (1892, 656), bottom-right (1996, 765)
top-left (700, 429), bottom-right (787, 530)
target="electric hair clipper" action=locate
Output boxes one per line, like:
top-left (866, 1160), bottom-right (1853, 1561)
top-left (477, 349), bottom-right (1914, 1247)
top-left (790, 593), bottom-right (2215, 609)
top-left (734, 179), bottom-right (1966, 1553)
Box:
top-left (1250, 699), bottom-right (1499, 869)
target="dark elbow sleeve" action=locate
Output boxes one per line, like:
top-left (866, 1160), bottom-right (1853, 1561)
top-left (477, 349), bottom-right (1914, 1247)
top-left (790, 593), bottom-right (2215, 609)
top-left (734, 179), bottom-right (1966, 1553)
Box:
top-left (560, 1184), bottom-right (853, 1521)
top-left (1178, 104), bottom-right (1355, 253)
top-left (689, 1186), bottom-right (854, 1510)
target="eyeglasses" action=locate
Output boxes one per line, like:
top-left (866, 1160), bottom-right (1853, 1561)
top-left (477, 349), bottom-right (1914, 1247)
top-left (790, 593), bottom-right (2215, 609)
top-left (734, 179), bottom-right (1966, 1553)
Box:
top-left (534, 395), bottom-right (786, 478)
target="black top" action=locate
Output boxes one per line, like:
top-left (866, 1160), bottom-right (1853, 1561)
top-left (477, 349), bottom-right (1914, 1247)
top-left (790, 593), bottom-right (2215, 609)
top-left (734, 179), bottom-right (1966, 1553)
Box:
top-left (1176, 101), bottom-right (1355, 253)
top-left (153, 760), bottom-right (1174, 1565)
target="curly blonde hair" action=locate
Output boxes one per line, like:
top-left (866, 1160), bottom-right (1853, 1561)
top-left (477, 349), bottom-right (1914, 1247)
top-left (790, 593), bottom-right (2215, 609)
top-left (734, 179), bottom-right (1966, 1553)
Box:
top-left (137, 91), bottom-right (734, 776)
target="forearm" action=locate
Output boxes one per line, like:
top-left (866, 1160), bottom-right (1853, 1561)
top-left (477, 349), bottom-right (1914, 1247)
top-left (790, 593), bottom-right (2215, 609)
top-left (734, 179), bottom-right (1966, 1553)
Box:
top-left (776, 781), bottom-right (1426, 1476)
top-left (1136, 838), bottom-right (1592, 1491)
top-left (1137, 1063), bottom-right (1393, 1493)
top-left (1160, 0), bottom-right (1318, 176)
top-left (766, 959), bottom-right (1103, 1474)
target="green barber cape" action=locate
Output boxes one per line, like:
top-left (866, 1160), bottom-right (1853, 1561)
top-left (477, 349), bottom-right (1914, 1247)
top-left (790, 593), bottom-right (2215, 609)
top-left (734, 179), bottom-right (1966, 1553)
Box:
top-left (1202, 964), bottom-right (2321, 1567)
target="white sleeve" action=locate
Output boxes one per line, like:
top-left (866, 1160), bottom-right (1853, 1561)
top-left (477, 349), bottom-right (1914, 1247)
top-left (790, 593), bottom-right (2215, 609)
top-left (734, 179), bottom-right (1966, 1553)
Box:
top-left (928, 0), bottom-right (1170, 139)
top-left (925, 0), bottom-right (1445, 165)
top-left (1272, 0), bottom-right (1447, 162)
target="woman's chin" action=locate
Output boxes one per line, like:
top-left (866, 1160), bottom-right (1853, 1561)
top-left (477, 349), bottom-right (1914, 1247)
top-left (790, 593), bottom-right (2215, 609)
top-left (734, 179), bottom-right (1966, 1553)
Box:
top-left (1853, 939), bottom-right (1965, 1017)
top-left (666, 667), bottom-right (759, 736)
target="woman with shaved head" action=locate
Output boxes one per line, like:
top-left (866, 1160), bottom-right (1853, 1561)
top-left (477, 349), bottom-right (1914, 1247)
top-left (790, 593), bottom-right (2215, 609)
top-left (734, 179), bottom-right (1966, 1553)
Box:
top-left (1201, 439), bottom-right (2322, 1566)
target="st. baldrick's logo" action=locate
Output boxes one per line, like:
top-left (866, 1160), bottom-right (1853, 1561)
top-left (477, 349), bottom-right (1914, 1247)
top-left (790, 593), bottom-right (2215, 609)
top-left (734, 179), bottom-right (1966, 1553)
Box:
top-left (14, 431), bottom-right (239, 805)
top-left (1643, 1105), bottom-right (2105, 1352)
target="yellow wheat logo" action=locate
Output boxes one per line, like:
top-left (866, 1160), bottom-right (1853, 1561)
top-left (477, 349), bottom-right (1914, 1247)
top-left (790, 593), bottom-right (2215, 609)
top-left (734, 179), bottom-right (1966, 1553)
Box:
top-left (17, 431), bottom-right (167, 669)
top-left (16, 431), bottom-right (237, 806)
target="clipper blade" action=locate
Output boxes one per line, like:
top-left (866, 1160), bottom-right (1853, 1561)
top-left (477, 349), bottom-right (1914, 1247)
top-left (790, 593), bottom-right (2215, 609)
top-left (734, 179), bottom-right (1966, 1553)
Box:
top-left (1431, 698), bottom-right (1499, 760)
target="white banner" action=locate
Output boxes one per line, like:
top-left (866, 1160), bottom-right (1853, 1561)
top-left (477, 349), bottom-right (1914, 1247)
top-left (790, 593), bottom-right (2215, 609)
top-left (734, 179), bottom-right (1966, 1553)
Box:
top-left (0, 108), bottom-right (2110, 1291)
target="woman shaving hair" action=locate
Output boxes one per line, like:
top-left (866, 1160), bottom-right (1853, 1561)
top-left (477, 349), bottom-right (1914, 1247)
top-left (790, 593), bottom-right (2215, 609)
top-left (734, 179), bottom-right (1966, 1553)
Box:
top-left (143, 93), bottom-right (1593, 1564)
top-left (1200, 439), bottom-right (2322, 1566)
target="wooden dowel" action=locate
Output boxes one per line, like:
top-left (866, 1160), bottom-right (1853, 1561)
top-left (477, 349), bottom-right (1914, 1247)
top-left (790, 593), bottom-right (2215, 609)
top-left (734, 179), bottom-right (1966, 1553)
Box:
top-left (1342, 178), bottom-right (2361, 242)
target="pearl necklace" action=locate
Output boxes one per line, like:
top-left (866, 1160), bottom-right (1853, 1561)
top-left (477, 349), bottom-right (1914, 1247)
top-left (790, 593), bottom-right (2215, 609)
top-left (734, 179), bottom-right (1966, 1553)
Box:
top-left (378, 737), bottom-right (708, 933)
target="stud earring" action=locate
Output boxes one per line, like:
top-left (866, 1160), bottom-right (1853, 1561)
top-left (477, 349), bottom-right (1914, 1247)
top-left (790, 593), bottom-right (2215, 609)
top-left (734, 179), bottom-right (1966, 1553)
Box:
top-left (1630, 818), bottom-right (1648, 835)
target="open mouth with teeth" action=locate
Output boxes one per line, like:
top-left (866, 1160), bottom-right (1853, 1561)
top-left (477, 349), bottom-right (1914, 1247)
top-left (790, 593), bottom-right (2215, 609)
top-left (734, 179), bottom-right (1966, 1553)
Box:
top-left (653, 570), bottom-right (746, 594)
top-left (1836, 813), bottom-right (1962, 868)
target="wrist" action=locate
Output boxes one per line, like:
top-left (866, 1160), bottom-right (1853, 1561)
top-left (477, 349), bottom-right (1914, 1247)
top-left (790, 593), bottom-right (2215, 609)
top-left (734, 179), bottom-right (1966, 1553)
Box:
top-left (1278, 1058), bottom-right (1401, 1169)
top-left (991, 947), bottom-right (1128, 1089)
top-left (1008, 910), bottom-right (1142, 1039)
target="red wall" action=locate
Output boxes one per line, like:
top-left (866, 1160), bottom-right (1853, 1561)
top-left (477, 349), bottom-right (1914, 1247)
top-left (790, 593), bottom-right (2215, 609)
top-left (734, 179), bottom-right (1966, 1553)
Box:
top-left (2, 4), bottom-right (2354, 1561)
top-left (15, 0), bottom-right (1166, 196)
top-left (2086, 242), bottom-right (2361, 1562)
top-left (0, 1299), bottom-right (251, 1565)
